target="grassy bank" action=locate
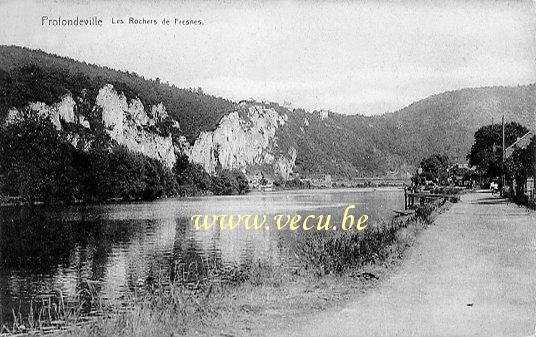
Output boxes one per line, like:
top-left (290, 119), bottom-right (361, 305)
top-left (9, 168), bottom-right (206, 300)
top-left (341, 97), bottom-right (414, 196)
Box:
top-left (4, 199), bottom-right (451, 337)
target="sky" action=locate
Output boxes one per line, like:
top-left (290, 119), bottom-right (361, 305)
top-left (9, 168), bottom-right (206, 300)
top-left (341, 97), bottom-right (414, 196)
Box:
top-left (0, 0), bottom-right (535, 115)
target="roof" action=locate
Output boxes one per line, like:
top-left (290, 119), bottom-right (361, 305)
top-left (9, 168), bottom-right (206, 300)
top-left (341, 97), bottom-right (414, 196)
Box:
top-left (504, 130), bottom-right (534, 159)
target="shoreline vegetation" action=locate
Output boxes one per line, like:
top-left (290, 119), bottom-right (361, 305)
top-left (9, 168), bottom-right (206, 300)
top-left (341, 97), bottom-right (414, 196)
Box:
top-left (0, 112), bottom-right (408, 208)
top-left (0, 113), bottom-right (250, 206)
top-left (1, 196), bottom-right (454, 336)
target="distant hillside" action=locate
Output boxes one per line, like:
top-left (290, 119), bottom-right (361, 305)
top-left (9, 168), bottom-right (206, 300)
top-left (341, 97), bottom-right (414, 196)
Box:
top-left (274, 84), bottom-right (536, 177)
top-left (275, 108), bottom-right (410, 177)
top-left (1, 45), bottom-right (535, 179)
top-left (374, 86), bottom-right (536, 164)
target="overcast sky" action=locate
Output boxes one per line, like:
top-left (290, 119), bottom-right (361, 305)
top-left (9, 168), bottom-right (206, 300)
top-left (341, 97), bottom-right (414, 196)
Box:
top-left (0, 0), bottom-right (535, 115)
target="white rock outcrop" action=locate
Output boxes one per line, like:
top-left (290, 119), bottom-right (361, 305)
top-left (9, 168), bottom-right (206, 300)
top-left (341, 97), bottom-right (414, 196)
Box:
top-left (185, 105), bottom-right (296, 179)
top-left (95, 84), bottom-right (176, 168)
top-left (6, 95), bottom-right (82, 130)
top-left (6, 84), bottom-right (178, 168)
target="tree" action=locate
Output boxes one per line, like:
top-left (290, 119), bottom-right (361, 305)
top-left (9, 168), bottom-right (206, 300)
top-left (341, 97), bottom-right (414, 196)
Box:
top-left (109, 147), bottom-right (147, 200)
top-left (211, 170), bottom-right (238, 195)
top-left (76, 148), bottom-right (113, 202)
top-left (0, 111), bottom-right (77, 203)
top-left (233, 170), bottom-right (250, 194)
top-left (0, 110), bottom-right (178, 203)
top-left (210, 169), bottom-right (250, 195)
top-left (420, 154), bottom-right (450, 184)
top-left (172, 154), bottom-right (191, 176)
top-left (176, 163), bottom-right (212, 194)
top-left (467, 122), bottom-right (529, 179)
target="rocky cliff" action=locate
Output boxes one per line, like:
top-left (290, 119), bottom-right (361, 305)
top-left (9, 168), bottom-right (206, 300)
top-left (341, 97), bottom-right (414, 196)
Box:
top-left (184, 105), bottom-right (296, 179)
top-left (95, 84), bottom-right (177, 168)
top-left (6, 84), bottom-right (178, 168)
top-left (5, 84), bottom-right (297, 179)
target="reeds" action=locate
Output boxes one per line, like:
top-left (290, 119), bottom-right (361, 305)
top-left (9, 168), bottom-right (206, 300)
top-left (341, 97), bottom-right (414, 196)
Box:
top-left (1, 281), bottom-right (108, 335)
top-left (293, 199), bottom-right (446, 276)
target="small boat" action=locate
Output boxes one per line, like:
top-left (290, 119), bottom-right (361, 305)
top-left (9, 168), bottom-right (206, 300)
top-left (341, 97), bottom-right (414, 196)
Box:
top-left (393, 209), bottom-right (415, 216)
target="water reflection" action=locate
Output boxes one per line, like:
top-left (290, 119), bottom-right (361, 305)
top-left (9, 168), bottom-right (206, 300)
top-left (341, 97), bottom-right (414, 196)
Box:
top-left (0, 188), bottom-right (402, 324)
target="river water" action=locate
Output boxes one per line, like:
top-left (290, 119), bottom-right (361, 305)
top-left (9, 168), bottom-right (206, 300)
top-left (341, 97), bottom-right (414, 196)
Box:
top-left (0, 187), bottom-right (403, 325)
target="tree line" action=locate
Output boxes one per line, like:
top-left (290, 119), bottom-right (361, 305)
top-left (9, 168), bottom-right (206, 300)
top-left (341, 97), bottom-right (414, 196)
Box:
top-left (0, 113), bottom-right (249, 204)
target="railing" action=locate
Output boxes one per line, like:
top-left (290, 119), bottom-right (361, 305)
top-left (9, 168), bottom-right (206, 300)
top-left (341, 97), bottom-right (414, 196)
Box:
top-left (404, 187), bottom-right (456, 210)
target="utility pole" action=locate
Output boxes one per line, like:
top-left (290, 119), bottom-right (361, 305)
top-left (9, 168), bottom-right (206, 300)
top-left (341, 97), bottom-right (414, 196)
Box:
top-left (501, 115), bottom-right (505, 196)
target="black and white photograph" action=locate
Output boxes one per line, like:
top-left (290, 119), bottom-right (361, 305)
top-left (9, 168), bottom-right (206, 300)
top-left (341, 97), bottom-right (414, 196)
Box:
top-left (0, 0), bottom-right (535, 336)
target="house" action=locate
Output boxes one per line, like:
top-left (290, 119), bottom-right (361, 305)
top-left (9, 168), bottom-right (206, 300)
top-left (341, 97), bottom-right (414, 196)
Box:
top-left (504, 130), bottom-right (535, 201)
top-left (308, 174), bottom-right (332, 188)
top-left (504, 130), bottom-right (534, 158)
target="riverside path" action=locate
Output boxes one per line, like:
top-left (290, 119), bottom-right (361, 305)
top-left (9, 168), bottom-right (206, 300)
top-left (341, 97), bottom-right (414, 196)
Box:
top-left (275, 191), bottom-right (536, 337)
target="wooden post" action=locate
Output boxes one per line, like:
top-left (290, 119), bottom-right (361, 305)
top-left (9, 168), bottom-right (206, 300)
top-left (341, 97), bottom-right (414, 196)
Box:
top-left (404, 186), bottom-right (408, 210)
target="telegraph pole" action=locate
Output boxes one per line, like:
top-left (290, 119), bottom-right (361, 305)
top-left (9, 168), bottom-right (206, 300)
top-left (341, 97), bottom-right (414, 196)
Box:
top-left (501, 115), bottom-right (505, 196)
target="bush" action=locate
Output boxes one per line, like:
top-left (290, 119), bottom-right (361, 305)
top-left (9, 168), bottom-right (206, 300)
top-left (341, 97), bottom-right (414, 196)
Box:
top-left (210, 169), bottom-right (249, 196)
top-left (175, 162), bottom-right (212, 195)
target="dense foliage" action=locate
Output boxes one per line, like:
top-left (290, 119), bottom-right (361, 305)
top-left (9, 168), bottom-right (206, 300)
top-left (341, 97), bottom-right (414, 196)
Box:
top-left (173, 155), bottom-right (249, 197)
top-left (467, 122), bottom-right (529, 179)
top-left (294, 199), bottom-right (446, 276)
top-left (0, 113), bottom-right (175, 203)
top-left (0, 114), bottom-right (249, 203)
top-left (0, 112), bottom-right (76, 203)
top-left (419, 154), bottom-right (451, 183)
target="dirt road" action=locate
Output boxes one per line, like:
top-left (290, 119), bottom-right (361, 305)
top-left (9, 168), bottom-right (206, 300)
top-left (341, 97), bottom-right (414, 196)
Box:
top-left (274, 191), bottom-right (536, 337)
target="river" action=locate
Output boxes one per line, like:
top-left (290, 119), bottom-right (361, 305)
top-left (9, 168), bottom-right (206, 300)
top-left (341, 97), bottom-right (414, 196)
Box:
top-left (0, 187), bottom-right (403, 325)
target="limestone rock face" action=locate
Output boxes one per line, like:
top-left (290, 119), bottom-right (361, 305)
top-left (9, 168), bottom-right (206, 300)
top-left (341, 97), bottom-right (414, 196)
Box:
top-left (274, 147), bottom-right (297, 180)
top-left (95, 84), bottom-right (177, 168)
top-left (5, 86), bottom-right (297, 179)
top-left (6, 95), bottom-right (80, 130)
top-left (186, 105), bottom-right (297, 179)
top-left (6, 84), bottom-right (178, 168)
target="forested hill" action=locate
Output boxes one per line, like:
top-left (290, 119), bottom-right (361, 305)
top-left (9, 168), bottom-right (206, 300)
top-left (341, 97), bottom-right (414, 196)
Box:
top-left (372, 85), bottom-right (536, 165)
top-left (0, 45), bottom-right (236, 143)
top-left (1, 45), bottom-right (535, 179)
top-left (271, 84), bottom-right (536, 177)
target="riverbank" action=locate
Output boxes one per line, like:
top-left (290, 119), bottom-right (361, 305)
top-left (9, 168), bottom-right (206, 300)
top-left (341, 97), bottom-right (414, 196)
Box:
top-left (21, 197), bottom-right (451, 337)
top-left (273, 191), bottom-right (536, 337)
top-left (0, 185), bottom-right (404, 208)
